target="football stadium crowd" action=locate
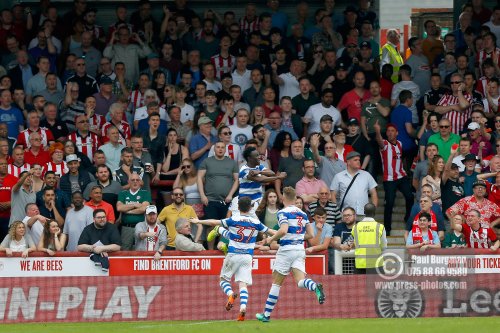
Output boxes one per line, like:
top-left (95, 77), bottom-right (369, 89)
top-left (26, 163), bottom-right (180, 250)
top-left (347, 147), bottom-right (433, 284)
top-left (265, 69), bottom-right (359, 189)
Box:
top-left (0, 0), bottom-right (499, 274)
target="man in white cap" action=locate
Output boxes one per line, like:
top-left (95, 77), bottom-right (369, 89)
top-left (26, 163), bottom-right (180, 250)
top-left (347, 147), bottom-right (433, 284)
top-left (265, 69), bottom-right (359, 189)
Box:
top-left (59, 154), bottom-right (93, 198)
top-left (134, 205), bottom-right (167, 259)
top-left (468, 121), bottom-right (492, 157)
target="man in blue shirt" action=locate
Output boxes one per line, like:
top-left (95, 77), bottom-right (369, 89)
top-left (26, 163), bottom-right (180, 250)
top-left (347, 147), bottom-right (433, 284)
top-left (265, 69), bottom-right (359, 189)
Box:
top-left (189, 116), bottom-right (217, 168)
top-left (390, 89), bottom-right (418, 171)
top-left (0, 89), bottom-right (24, 138)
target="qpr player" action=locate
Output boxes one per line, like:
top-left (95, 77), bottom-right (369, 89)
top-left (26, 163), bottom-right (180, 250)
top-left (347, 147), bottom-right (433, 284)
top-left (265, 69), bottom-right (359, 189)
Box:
top-left (256, 187), bottom-right (325, 323)
top-left (190, 196), bottom-right (275, 321)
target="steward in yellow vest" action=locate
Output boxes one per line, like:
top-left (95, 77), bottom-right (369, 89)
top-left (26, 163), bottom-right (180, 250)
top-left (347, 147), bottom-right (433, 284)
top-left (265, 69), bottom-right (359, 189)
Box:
top-left (351, 203), bottom-right (387, 274)
top-left (380, 29), bottom-right (404, 83)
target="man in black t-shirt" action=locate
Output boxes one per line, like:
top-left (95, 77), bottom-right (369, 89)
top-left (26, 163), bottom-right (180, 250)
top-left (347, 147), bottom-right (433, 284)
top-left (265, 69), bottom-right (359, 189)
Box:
top-left (77, 208), bottom-right (121, 271)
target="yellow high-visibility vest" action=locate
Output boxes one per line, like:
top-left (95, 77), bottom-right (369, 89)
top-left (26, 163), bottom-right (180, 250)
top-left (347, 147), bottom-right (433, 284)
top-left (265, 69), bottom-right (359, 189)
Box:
top-left (352, 220), bottom-right (384, 269)
top-left (381, 43), bottom-right (404, 83)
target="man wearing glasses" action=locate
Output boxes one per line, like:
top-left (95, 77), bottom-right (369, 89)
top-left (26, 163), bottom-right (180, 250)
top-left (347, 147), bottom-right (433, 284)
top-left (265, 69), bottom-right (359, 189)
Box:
top-left (78, 208), bottom-right (121, 272)
top-left (158, 187), bottom-right (200, 250)
top-left (434, 73), bottom-right (472, 134)
top-left (428, 119), bottom-right (461, 162)
top-left (117, 174), bottom-right (151, 250)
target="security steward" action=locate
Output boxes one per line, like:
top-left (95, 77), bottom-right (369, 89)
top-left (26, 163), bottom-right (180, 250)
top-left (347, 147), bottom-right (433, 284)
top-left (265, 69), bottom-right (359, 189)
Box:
top-left (351, 203), bottom-right (387, 274)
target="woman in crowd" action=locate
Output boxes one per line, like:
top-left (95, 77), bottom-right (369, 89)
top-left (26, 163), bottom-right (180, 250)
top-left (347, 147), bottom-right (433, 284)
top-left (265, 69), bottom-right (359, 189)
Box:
top-left (31, 164), bottom-right (45, 193)
top-left (0, 221), bottom-right (36, 258)
top-left (208, 125), bottom-right (243, 165)
top-left (269, 131), bottom-right (292, 172)
top-left (161, 128), bottom-right (189, 181)
top-left (37, 219), bottom-right (65, 255)
top-left (162, 84), bottom-right (176, 108)
top-left (249, 106), bottom-right (268, 126)
top-left (173, 158), bottom-right (203, 217)
top-left (152, 70), bottom-right (168, 102)
top-left (422, 155), bottom-right (444, 207)
top-left (43, 142), bottom-right (68, 177)
top-left (256, 189), bottom-right (282, 229)
top-left (63, 140), bottom-right (92, 169)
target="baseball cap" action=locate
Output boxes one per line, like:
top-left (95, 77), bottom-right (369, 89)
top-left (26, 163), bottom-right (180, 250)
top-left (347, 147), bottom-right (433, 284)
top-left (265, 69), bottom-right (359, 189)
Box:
top-left (66, 154), bottom-right (80, 163)
top-left (145, 205), bottom-right (158, 214)
top-left (100, 76), bottom-right (113, 85)
top-left (147, 52), bottom-right (159, 60)
top-left (450, 163), bottom-right (459, 170)
top-left (197, 116), bottom-right (213, 126)
top-left (346, 151), bottom-right (361, 160)
top-left (386, 123), bottom-right (398, 131)
top-left (360, 41), bottom-right (372, 49)
top-left (472, 180), bottom-right (487, 188)
top-left (320, 114), bottom-right (333, 123)
top-left (335, 62), bottom-right (348, 71)
top-left (467, 122), bottom-right (480, 131)
top-left (347, 118), bottom-right (359, 126)
top-left (334, 127), bottom-right (347, 135)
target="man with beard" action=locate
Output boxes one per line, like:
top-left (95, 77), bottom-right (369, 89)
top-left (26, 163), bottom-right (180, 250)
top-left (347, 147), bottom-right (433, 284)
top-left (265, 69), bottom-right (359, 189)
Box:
top-left (135, 205), bottom-right (168, 256)
top-left (158, 187), bottom-right (199, 250)
top-left (346, 118), bottom-right (372, 171)
top-left (196, 19), bottom-right (220, 62)
top-left (84, 164), bottom-right (121, 211)
top-left (36, 171), bottom-right (71, 219)
top-left (331, 206), bottom-right (356, 274)
top-left (78, 208), bottom-right (121, 271)
top-left (275, 140), bottom-right (305, 202)
top-left (63, 191), bottom-right (94, 251)
top-left (85, 185), bottom-right (116, 223)
top-left (59, 154), bottom-right (93, 198)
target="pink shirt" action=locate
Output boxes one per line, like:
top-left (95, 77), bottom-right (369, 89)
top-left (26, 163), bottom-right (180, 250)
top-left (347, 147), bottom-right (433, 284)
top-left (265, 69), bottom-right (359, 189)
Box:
top-left (296, 177), bottom-right (328, 204)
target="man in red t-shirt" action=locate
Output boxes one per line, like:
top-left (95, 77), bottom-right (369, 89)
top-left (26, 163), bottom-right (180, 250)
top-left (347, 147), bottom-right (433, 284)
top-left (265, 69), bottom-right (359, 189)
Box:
top-left (0, 158), bottom-right (19, 240)
top-left (452, 208), bottom-right (499, 250)
top-left (477, 171), bottom-right (500, 206)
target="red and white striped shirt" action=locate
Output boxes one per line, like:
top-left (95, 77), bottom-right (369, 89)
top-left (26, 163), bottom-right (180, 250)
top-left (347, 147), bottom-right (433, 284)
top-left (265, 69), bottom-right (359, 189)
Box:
top-left (128, 89), bottom-right (145, 114)
top-left (475, 76), bottom-right (491, 96)
top-left (211, 54), bottom-right (236, 80)
top-left (239, 17), bottom-right (259, 36)
top-left (475, 48), bottom-right (500, 77)
top-left (42, 161), bottom-right (68, 177)
top-left (7, 163), bottom-right (30, 177)
top-left (88, 114), bottom-right (107, 135)
top-left (16, 127), bottom-right (55, 149)
top-left (461, 223), bottom-right (498, 249)
top-left (436, 93), bottom-right (472, 134)
top-left (67, 131), bottom-right (100, 160)
top-left (101, 121), bottom-right (131, 146)
top-left (380, 139), bottom-right (406, 181)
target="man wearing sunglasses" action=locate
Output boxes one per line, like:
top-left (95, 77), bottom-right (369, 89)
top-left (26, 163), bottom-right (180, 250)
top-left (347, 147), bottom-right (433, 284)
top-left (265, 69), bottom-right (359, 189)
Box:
top-left (428, 118), bottom-right (461, 162)
top-left (158, 187), bottom-right (200, 250)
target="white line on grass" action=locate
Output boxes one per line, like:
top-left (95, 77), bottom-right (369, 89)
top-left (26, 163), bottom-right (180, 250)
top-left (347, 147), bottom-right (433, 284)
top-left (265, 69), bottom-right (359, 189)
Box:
top-left (137, 320), bottom-right (234, 328)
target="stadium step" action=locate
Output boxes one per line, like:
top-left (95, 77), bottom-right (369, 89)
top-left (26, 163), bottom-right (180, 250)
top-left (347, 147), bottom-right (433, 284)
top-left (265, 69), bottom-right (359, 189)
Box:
top-left (387, 236), bottom-right (405, 246)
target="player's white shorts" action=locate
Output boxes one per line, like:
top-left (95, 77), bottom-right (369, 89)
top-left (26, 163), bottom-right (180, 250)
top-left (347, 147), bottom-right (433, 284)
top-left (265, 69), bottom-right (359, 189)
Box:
top-left (220, 253), bottom-right (253, 285)
top-left (273, 248), bottom-right (306, 276)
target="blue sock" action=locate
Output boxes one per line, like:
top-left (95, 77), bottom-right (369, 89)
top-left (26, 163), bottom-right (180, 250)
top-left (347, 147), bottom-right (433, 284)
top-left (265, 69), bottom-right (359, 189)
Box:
top-left (298, 278), bottom-right (317, 292)
top-left (263, 284), bottom-right (280, 318)
top-left (239, 287), bottom-right (248, 311)
top-left (219, 280), bottom-right (233, 296)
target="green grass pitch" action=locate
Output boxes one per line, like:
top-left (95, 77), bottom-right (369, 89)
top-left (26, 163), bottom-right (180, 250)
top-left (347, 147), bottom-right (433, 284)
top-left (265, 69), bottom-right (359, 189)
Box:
top-left (1, 317), bottom-right (498, 333)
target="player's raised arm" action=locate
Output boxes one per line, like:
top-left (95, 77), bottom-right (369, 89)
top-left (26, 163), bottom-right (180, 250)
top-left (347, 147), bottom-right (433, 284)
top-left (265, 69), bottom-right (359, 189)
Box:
top-left (189, 218), bottom-right (221, 226)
